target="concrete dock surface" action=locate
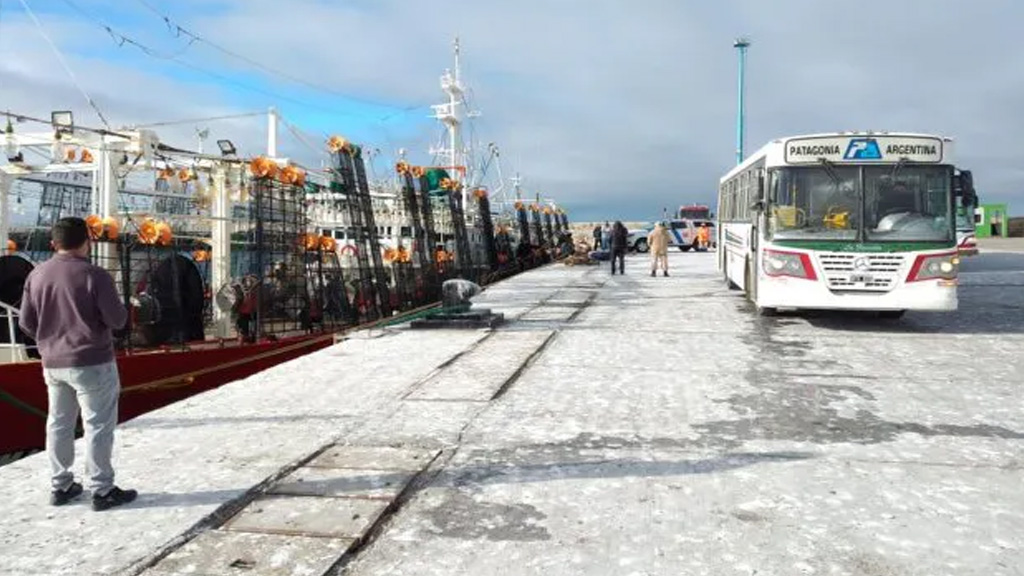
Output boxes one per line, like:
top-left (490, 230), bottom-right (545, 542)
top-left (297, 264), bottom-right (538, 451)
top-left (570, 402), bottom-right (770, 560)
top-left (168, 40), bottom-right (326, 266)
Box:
top-left (1, 250), bottom-right (1023, 575)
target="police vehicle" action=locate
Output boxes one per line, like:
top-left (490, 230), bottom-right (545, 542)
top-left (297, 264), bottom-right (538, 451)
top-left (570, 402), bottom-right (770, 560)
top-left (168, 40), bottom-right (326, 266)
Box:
top-left (629, 219), bottom-right (715, 253)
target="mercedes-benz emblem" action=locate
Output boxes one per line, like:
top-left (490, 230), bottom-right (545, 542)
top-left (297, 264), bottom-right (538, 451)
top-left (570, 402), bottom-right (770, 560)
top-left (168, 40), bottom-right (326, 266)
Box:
top-left (853, 257), bottom-right (870, 271)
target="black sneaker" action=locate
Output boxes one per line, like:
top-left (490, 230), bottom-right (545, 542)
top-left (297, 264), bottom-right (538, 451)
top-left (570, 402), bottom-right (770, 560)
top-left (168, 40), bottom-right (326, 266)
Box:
top-left (663, 271), bottom-right (669, 277)
top-left (50, 482), bottom-right (83, 506)
top-left (92, 486), bottom-right (137, 511)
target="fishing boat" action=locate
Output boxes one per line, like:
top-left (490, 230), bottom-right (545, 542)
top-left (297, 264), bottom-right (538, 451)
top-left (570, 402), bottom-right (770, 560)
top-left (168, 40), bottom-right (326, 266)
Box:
top-left (0, 40), bottom-right (570, 464)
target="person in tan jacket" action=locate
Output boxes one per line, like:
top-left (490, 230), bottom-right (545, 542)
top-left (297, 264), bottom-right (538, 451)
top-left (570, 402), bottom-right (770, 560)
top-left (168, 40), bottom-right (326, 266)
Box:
top-left (648, 222), bottom-right (670, 277)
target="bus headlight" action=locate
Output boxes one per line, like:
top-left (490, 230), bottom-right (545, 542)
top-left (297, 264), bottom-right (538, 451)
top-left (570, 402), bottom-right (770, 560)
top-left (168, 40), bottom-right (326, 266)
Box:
top-left (762, 249), bottom-right (818, 281)
top-left (907, 252), bottom-right (958, 283)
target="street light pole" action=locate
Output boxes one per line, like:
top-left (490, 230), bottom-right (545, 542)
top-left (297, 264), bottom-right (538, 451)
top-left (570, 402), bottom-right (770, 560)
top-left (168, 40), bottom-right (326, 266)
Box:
top-left (734, 37), bottom-right (750, 165)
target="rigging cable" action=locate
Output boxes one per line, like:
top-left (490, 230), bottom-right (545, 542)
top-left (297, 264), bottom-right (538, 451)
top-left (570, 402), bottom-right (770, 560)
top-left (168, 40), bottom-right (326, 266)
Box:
top-left (55, 0), bottom-right (370, 119)
top-left (129, 0), bottom-right (421, 113)
top-left (16, 0), bottom-right (113, 129)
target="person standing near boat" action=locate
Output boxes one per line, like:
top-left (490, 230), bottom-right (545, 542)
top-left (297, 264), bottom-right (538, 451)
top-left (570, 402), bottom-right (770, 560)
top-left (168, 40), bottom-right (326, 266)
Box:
top-left (19, 217), bottom-right (137, 511)
top-left (592, 224), bottom-right (603, 251)
top-left (601, 221), bottom-right (612, 250)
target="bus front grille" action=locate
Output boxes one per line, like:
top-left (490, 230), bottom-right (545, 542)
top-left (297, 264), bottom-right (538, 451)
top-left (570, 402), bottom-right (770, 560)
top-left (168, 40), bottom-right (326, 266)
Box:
top-left (817, 253), bottom-right (907, 292)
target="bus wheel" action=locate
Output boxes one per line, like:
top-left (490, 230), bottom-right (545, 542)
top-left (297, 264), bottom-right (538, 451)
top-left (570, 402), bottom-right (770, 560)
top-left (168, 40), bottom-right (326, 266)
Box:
top-left (879, 310), bottom-right (906, 319)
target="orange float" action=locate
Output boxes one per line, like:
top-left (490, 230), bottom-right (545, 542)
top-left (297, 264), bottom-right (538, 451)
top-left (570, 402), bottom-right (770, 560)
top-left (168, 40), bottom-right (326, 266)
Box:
top-left (249, 156), bottom-right (279, 179)
top-left (85, 215), bottom-right (104, 240)
top-left (138, 219), bottom-right (159, 245)
top-left (279, 165), bottom-right (306, 187)
top-left (154, 221), bottom-right (173, 246)
top-left (327, 135), bottom-right (348, 153)
top-left (6, 239), bottom-right (16, 253)
top-left (102, 216), bottom-right (120, 240)
top-left (319, 235), bottom-right (337, 252)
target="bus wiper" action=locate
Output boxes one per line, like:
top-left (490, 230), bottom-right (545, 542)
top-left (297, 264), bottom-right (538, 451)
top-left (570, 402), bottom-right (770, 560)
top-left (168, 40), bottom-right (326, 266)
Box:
top-left (890, 157), bottom-right (909, 179)
top-left (818, 158), bottom-right (841, 186)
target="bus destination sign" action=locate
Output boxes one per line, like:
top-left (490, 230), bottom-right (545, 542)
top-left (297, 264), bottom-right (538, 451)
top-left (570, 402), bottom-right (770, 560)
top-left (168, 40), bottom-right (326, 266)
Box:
top-left (784, 136), bottom-right (944, 164)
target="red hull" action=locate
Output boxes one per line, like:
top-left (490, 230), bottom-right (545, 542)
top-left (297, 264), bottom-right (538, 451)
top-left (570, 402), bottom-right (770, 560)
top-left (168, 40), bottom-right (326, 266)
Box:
top-left (0, 334), bottom-right (335, 456)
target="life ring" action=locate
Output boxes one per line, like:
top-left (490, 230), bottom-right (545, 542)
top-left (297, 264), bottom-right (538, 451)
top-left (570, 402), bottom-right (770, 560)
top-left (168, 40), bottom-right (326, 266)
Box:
top-left (340, 244), bottom-right (358, 257)
top-left (303, 234), bottom-right (320, 251)
top-left (411, 166), bottom-right (425, 178)
top-left (396, 161), bottom-right (410, 175)
top-left (319, 235), bottom-right (336, 252)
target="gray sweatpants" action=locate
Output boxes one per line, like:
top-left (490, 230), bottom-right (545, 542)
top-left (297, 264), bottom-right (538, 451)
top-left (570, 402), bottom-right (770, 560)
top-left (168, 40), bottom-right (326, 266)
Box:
top-left (43, 361), bottom-right (120, 495)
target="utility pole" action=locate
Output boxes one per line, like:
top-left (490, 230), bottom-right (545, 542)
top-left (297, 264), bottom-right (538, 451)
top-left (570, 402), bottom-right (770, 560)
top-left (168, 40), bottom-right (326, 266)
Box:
top-left (734, 37), bottom-right (750, 165)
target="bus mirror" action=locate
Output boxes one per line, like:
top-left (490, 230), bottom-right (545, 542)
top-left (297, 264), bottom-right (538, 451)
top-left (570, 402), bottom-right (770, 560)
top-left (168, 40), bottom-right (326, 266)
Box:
top-left (961, 170), bottom-right (977, 207)
top-left (749, 200), bottom-right (765, 212)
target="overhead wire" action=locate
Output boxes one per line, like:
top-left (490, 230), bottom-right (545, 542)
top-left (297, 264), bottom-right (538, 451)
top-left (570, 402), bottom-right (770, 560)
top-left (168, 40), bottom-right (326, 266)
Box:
top-left (127, 0), bottom-right (422, 113)
top-left (53, 0), bottom-right (378, 119)
top-left (16, 0), bottom-right (113, 129)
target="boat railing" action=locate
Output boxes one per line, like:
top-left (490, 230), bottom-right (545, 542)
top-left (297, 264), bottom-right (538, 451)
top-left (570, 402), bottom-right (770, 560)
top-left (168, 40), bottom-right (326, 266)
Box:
top-left (0, 301), bottom-right (36, 364)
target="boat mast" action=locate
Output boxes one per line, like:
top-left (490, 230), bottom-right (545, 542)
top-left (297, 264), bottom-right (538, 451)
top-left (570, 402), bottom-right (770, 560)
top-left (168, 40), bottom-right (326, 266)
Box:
top-left (431, 36), bottom-right (478, 214)
top-left (267, 106), bottom-right (279, 158)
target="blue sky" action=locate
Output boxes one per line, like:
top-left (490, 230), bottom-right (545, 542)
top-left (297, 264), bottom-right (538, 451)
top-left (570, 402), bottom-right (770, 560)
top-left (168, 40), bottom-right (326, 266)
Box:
top-left (2, 0), bottom-right (1023, 221)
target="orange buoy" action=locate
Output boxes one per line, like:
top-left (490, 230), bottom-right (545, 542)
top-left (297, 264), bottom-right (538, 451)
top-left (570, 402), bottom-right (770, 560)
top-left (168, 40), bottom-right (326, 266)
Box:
top-left (249, 156), bottom-right (279, 179)
top-left (154, 221), bottom-right (173, 246)
top-left (138, 219), bottom-right (159, 245)
top-left (101, 216), bottom-right (120, 240)
top-left (85, 215), bottom-right (104, 240)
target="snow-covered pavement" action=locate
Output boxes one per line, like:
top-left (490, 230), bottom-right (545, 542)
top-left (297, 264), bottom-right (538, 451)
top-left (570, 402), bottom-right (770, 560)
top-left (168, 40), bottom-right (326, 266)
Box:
top-left (1, 251), bottom-right (1023, 575)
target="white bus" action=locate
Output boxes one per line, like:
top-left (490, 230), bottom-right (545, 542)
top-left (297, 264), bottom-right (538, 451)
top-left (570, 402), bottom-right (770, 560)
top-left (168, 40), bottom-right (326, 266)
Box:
top-left (717, 132), bottom-right (977, 318)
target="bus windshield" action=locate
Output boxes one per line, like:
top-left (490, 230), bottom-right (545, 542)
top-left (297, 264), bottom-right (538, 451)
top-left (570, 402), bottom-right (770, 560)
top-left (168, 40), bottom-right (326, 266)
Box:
top-left (770, 166), bottom-right (860, 240)
top-left (864, 166), bottom-right (952, 242)
top-left (769, 165), bottom-right (953, 242)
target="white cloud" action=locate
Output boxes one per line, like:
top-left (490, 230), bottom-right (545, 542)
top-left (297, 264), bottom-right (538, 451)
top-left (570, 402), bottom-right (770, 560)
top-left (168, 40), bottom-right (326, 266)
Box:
top-left (2, 0), bottom-right (1023, 219)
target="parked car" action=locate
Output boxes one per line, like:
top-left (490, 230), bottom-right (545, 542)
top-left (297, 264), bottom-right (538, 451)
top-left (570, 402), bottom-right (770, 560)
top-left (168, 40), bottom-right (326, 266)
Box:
top-left (629, 219), bottom-right (716, 253)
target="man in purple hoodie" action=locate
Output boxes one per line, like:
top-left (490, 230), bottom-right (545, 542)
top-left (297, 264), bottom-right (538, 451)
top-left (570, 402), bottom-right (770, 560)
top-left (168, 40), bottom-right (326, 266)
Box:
top-left (19, 217), bottom-right (137, 511)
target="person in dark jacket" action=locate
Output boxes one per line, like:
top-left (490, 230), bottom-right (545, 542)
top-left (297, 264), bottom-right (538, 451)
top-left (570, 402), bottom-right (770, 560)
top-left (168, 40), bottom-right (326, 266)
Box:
top-left (592, 224), bottom-right (602, 251)
top-left (19, 217), bottom-right (137, 511)
top-left (610, 220), bottom-right (628, 274)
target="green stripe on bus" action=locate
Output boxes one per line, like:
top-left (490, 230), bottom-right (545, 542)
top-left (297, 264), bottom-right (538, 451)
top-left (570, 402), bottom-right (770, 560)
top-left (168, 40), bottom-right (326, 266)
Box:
top-left (771, 240), bottom-right (954, 253)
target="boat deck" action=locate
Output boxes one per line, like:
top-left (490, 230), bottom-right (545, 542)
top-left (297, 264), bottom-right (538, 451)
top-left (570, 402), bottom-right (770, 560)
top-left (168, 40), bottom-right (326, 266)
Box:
top-left (1, 251), bottom-right (1023, 575)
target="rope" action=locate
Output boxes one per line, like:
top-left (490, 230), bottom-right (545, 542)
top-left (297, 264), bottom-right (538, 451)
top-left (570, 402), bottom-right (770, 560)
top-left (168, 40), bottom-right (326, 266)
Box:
top-left (0, 386), bottom-right (47, 419)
